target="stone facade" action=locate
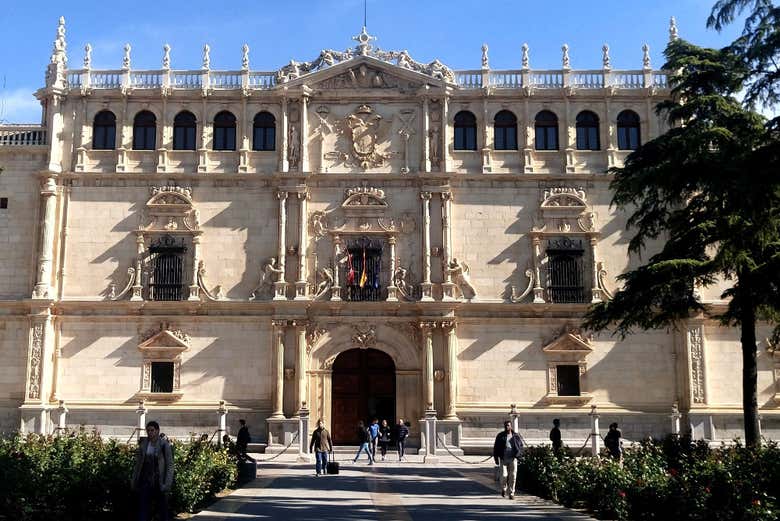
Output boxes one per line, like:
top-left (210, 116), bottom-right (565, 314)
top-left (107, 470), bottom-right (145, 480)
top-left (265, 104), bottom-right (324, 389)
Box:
top-left (0, 17), bottom-right (778, 449)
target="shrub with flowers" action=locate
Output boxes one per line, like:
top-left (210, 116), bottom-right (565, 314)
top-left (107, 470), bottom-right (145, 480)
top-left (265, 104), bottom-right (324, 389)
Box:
top-left (518, 436), bottom-right (780, 521)
top-left (0, 431), bottom-right (241, 521)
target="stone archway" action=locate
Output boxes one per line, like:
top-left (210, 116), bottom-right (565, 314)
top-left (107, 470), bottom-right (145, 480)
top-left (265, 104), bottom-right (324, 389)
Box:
top-left (331, 348), bottom-right (395, 444)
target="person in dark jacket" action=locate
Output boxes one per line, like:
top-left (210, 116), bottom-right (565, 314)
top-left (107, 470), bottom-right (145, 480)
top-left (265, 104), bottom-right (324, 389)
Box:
top-left (132, 421), bottom-right (174, 521)
top-left (377, 419), bottom-right (392, 461)
top-left (309, 418), bottom-right (333, 476)
top-left (492, 421), bottom-right (523, 500)
top-left (549, 418), bottom-right (562, 457)
top-left (604, 422), bottom-right (622, 461)
top-left (236, 419), bottom-right (253, 462)
top-left (396, 418), bottom-right (409, 461)
top-left (352, 421), bottom-right (374, 464)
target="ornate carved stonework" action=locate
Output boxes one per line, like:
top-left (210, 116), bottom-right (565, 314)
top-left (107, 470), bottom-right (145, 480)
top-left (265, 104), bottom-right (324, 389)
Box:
top-left (351, 323), bottom-right (377, 349)
top-left (306, 324), bottom-right (327, 355)
top-left (387, 321), bottom-right (421, 345)
top-left (325, 105), bottom-right (394, 169)
top-left (27, 323), bottom-right (44, 400)
top-left (140, 322), bottom-right (191, 345)
top-left (689, 327), bottom-right (706, 404)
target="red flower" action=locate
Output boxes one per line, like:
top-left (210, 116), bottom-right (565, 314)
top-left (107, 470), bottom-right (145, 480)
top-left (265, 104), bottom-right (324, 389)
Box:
top-left (704, 487), bottom-right (711, 494)
top-left (752, 499), bottom-right (761, 506)
top-left (618, 491), bottom-right (626, 498)
top-left (669, 468), bottom-right (678, 476)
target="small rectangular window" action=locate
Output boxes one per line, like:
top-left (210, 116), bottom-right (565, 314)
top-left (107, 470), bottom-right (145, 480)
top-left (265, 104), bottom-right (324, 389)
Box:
top-left (0, 198), bottom-right (7, 209)
top-left (556, 365), bottom-right (580, 396)
top-left (151, 362), bottom-right (174, 393)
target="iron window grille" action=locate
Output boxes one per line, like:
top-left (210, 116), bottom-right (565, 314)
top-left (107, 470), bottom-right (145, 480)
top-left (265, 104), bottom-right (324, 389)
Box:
top-left (546, 237), bottom-right (586, 303)
top-left (148, 235), bottom-right (187, 301)
top-left (340, 237), bottom-right (384, 301)
top-left (556, 365), bottom-right (581, 396)
top-left (151, 361), bottom-right (174, 393)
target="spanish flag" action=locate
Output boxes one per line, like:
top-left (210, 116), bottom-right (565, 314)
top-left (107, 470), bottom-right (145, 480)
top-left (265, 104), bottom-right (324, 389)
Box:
top-left (359, 248), bottom-right (368, 288)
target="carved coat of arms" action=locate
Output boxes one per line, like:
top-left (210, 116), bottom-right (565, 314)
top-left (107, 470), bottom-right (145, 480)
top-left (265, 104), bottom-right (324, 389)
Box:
top-left (326, 104), bottom-right (393, 169)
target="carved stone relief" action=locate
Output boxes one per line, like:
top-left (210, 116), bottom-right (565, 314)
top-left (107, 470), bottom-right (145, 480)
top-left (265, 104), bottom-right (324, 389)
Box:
top-left (351, 323), bottom-right (377, 349)
top-left (324, 104), bottom-right (395, 170)
top-left (689, 326), bottom-right (706, 404)
top-left (27, 322), bottom-right (44, 400)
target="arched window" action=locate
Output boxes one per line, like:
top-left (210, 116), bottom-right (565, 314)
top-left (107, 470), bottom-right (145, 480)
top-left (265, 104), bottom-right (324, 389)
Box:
top-left (92, 110), bottom-right (116, 150)
top-left (173, 111), bottom-right (197, 151)
top-left (534, 110), bottom-right (558, 150)
top-left (454, 111), bottom-right (477, 151)
top-left (493, 110), bottom-right (518, 150)
top-left (617, 110), bottom-right (641, 150)
top-left (213, 111), bottom-right (236, 151)
top-left (252, 111), bottom-right (276, 151)
top-left (132, 111), bottom-right (157, 151)
top-left (575, 111), bottom-right (600, 151)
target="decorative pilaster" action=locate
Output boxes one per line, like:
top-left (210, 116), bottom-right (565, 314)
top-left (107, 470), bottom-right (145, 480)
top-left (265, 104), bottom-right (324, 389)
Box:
top-left (269, 320), bottom-right (286, 419)
top-left (294, 321), bottom-right (308, 412)
top-left (295, 190), bottom-right (308, 299)
top-left (688, 325), bottom-right (707, 405)
top-left (131, 233), bottom-right (144, 301)
top-left (420, 191), bottom-right (433, 301)
top-left (280, 94), bottom-right (289, 172)
top-left (386, 236), bottom-right (398, 301)
top-left (532, 236), bottom-right (545, 303)
top-left (442, 94), bottom-right (451, 173)
top-left (590, 237), bottom-right (602, 303)
top-left (441, 191), bottom-right (457, 300)
top-left (300, 93), bottom-right (309, 172)
top-left (188, 235), bottom-right (202, 300)
top-left (274, 191), bottom-right (288, 300)
top-left (481, 97), bottom-right (491, 173)
top-left (32, 176), bottom-right (58, 299)
top-left (422, 95), bottom-right (431, 172)
top-left (330, 235), bottom-right (342, 301)
top-left (442, 321), bottom-right (459, 419)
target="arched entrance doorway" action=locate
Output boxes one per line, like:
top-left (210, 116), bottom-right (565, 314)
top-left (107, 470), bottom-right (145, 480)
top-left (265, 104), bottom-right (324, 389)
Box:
top-left (331, 348), bottom-right (395, 444)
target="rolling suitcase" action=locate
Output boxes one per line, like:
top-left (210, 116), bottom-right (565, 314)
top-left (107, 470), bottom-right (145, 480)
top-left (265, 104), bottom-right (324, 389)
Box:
top-left (327, 452), bottom-right (339, 475)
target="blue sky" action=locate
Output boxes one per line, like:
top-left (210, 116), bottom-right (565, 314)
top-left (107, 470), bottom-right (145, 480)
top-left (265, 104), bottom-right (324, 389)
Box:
top-left (0, 0), bottom-right (745, 123)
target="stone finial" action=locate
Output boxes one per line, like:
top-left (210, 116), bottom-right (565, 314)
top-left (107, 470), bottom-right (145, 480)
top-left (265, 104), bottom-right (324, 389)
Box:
top-left (162, 44), bottom-right (171, 69)
top-left (50, 16), bottom-right (67, 65)
top-left (642, 43), bottom-right (651, 69)
top-left (83, 43), bottom-right (92, 69)
top-left (602, 44), bottom-right (611, 70)
top-left (561, 44), bottom-right (570, 69)
top-left (669, 16), bottom-right (679, 41)
top-left (202, 44), bottom-right (211, 70)
top-left (241, 43), bottom-right (250, 70)
top-left (122, 43), bottom-right (131, 70)
top-left (481, 43), bottom-right (489, 69)
top-left (521, 43), bottom-right (529, 69)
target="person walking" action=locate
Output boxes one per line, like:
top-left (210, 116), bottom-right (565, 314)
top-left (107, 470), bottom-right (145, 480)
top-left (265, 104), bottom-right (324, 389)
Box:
top-left (309, 418), bottom-right (333, 476)
top-left (352, 421), bottom-right (374, 464)
top-left (396, 419), bottom-right (409, 461)
top-left (132, 421), bottom-right (174, 521)
top-left (368, 418), bottom-right (380, 458)
top-left (492, 420), bottom-right (523, 500)
top-left (604, 422), bottom-right (623, 461)
top-left (378, 419), bottom-right (392, 461)
top-left (549, 418), bottom-right (563, 457)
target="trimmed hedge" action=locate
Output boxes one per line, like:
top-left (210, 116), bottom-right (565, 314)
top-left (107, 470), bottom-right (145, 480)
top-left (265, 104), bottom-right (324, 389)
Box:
top-left (0, 432), bottom-right (240, 521)
top-left (517, 437), bottom-right (780, 521)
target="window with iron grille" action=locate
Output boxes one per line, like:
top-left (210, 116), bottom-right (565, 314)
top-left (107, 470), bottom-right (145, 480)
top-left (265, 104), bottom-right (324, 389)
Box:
top-left (556, 365), bottom-right (581, 396)
top-left (148, 235), bottom-right (187, 301)
top-left (547, 238), bottom-right (586, 303)
top-left (151, 362), bottom-right (174, 393)
top-left (340, 237), bottom-right (383, 301)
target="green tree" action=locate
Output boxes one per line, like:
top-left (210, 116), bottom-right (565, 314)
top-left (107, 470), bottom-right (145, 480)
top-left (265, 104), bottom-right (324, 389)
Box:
top-left (708, 0), bottom-right (780, 114)
top-left (583, 39), bottom-right (780, 447)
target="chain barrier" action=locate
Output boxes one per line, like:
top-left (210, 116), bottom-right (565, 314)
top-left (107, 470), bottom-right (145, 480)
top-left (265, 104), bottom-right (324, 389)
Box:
top-left (436, 433), bottom-right (493, 464)
top-left (125, 427), bottom-right (141, 445)
top-left (256, 432), bottom-right (300, 462)
top-left (574, 432), bottom-right (606, 457)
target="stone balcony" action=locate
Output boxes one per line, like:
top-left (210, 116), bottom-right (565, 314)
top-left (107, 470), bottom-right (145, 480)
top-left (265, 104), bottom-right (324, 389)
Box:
top-left (0, 125), bottom-right (47, 147)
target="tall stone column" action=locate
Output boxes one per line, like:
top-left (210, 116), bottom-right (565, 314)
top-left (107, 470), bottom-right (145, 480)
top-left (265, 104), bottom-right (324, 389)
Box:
top-left (47, 94), bottom-right (66, 173)
top-left (442, 94), bottom-right (451, 173)
top-left (32, 176), bottom-right (58, 299)
top-left (441, 191), bottom-right (456, 300)
top-left (294, 321), bottom-right (308, 412)
top-left (188, 234), bottom-right (201, 300)
top-left (295, 190), bottom-right (308, 299)
top-left (422, 95), bottom-right (431, 172)
top-left (442, 321), bottom-right (459, 419)
top-left (589, 237), bottom-right (602, 303)
top-left (269, 320), bottom-right (286, 419)
top-left (420, 191), bottom-right (433, 301)
top-left (420, 322), bottom-right (435, 411)
top-left (274, 191), bottom-right (288, 300)
top-left (300, 93), bottom-right (309, 172)
top-left (386, 236), bottom-right (398, 301)
top-left (330, 236), bottom-right (341, 301)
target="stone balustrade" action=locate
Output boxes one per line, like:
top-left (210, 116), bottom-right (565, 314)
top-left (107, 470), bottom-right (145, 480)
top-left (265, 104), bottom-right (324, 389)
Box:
top-left (0, 125), bottom-right (47, 146)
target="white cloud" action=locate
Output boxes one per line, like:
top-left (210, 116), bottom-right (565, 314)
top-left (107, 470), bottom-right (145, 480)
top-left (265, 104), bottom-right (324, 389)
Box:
top-left (0, 88), bottom-right (42, 124)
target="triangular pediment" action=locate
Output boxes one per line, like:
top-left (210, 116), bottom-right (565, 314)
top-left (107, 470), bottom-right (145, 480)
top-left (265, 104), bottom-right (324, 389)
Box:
top-left (138, 327), bottom-right (190, 355)
top-left (542, 333), bottom-right (593, 354)
top-left (284, 56), bottom-right (449, 91)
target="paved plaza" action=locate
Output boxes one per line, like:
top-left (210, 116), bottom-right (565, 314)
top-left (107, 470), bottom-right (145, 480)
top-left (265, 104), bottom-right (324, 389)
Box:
top-left (191, 458), bottom-right (593, 521)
